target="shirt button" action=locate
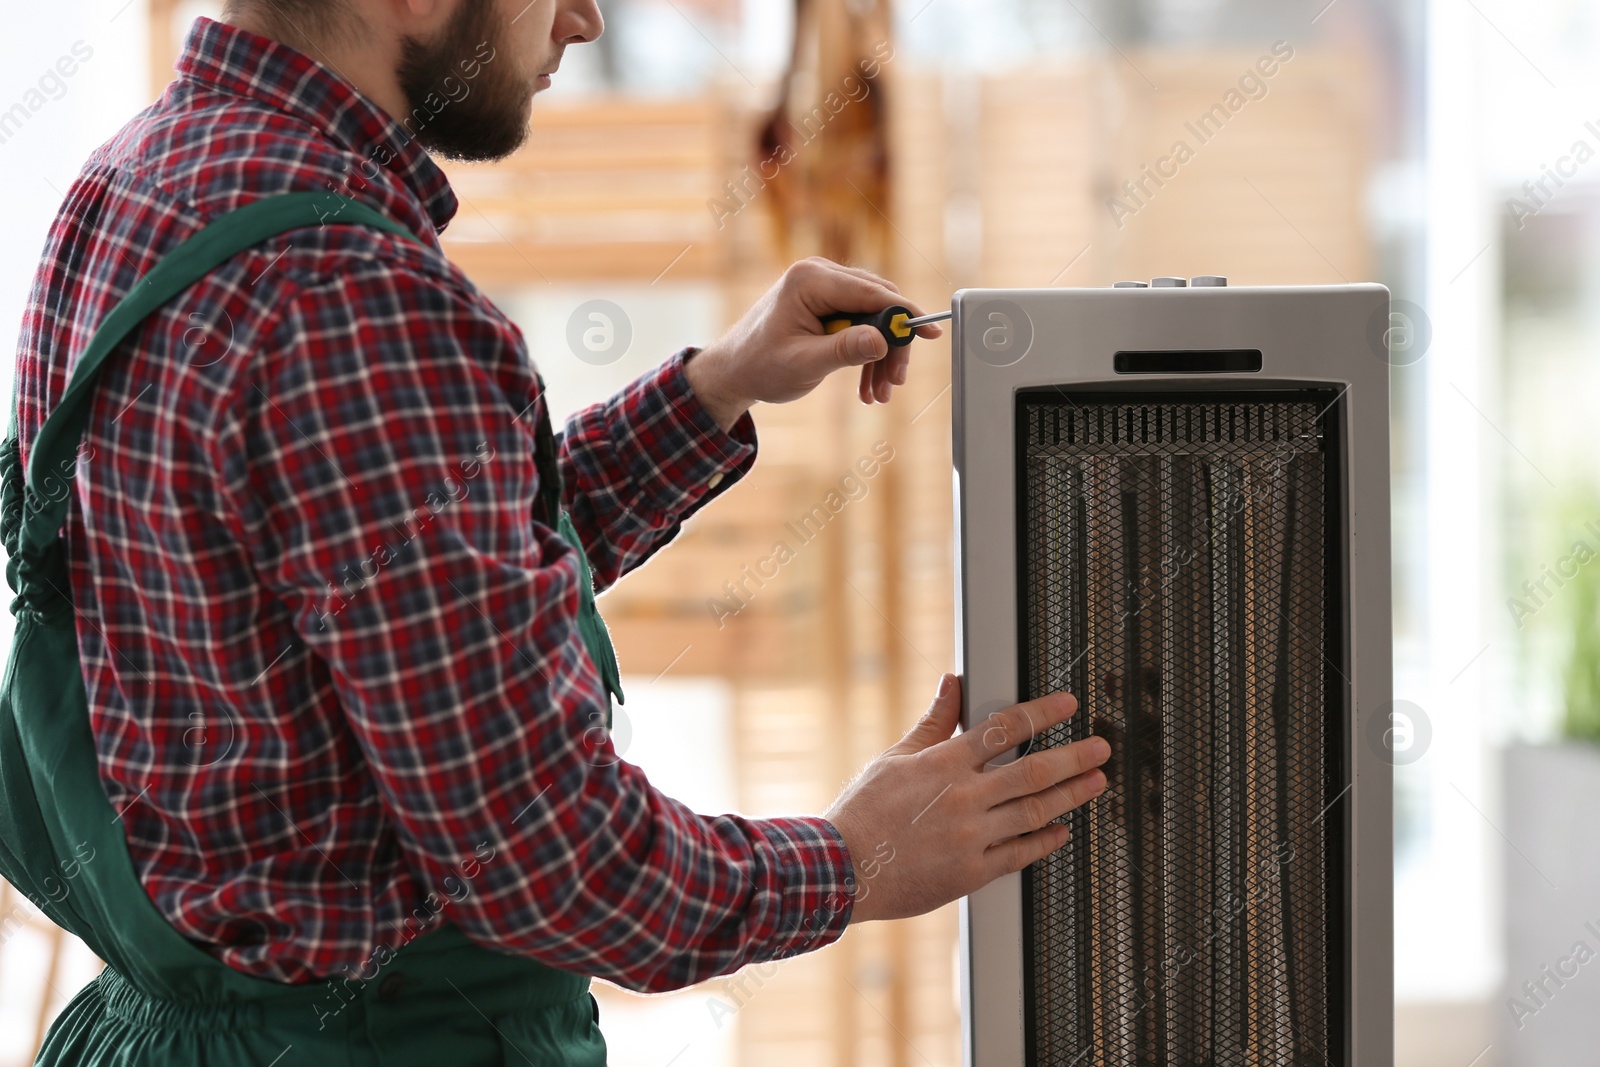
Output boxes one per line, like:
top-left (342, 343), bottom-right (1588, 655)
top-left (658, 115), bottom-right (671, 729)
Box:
top-left (707, 472), bottom-right (725, 490)
top-left (377, 972), bottom-right (409, 1002)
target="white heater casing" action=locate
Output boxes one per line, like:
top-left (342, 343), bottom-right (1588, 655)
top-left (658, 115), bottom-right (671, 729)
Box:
top-left (952, 283), bottom-right (1393, 1067)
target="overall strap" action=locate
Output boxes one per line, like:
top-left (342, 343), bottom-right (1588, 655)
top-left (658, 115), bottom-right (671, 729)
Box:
top-left (10, 188), bottom-right (623, 700)
top-left (19, 192), bottom-right (420, 555)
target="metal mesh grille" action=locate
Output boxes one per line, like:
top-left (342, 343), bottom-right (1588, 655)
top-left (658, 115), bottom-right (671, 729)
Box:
top-left (1019, 395), bottom-right (1340, 1067)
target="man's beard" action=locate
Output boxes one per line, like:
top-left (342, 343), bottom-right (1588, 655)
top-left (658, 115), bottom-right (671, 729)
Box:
top-left (396, 2), bottom-right (532, 163)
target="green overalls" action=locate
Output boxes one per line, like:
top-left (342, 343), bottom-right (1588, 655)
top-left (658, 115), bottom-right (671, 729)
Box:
top-left (0, 193), bottom-right (626, 1065)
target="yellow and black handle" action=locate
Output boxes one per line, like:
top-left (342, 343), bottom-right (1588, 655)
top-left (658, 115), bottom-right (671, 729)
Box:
top-left (820, 305), bottom-right (917, 348)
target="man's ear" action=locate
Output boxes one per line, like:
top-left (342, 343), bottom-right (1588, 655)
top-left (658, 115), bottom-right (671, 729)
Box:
top-left (376, 0), bottom-right (454, 36)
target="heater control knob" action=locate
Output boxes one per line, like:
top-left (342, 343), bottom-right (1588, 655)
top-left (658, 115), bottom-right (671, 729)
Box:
top-left (1192, 275), bottom-right (1229, 287)
top-left (1113, 281), bottom-right (1148, 288)
top-left (1151, 277), bottom-right (1188, 287)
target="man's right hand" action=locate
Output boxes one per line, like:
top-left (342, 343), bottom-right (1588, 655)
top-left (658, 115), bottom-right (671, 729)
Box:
top-left (824, 674), bottom-right (1110, 923)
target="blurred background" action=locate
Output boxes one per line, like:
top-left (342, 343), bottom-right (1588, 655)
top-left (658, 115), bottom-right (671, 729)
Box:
top-left (4, 0), bottom-right (1599, 1063)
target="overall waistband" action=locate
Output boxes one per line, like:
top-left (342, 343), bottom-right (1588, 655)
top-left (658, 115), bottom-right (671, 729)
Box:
top-left (91, 930), bottom-right (592, 1034)
top-left (44, 952), bottom-right (604, 1067)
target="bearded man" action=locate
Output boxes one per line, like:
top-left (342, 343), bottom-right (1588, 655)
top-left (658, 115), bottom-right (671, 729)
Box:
top-left (6, 2), bottom-right (1109, 1061)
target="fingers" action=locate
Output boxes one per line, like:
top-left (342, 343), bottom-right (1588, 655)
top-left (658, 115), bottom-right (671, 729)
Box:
top-left (988, 735), bottom-right (1111, 805)
top-left (826, 260), bottom-right (903, 295)
top-left (832, 323), bottom-right (889, 370)
top-left (886, 348), bottom-right (911, 386)
top-left (874, 348), bottom-right (912, 399)
top-left (779, 257), bottom-right (937, 406)
top-left (859, 352), bottom-right (908, 405)
top-left (989, 766), bottom-right (1107, 840)
top-left (888, 674), bottom-right (963, 756)
top-left (789, 257), bottom-right (930, 324)
top-left (984, 822), bottom-right (1072, 880)
top-left (812, 260), bottom-right (943, 340)
top-left (964, 692), bottom-right (1078, 769)
top-left (813, 325), bottom-right (889, 404)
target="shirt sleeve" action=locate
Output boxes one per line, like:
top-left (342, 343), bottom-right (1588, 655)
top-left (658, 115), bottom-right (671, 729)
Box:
top-left (215, 260), bottom-right (855, 991)
top-left (557, 347), bottom-right (757, 594)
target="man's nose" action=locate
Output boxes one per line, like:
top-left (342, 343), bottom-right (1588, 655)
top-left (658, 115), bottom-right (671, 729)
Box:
top-left (556, 0), bottom-right (604, 45)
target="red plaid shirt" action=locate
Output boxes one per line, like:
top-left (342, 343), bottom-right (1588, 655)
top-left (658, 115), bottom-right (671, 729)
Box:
top-left (11, 16), bottom-right (854, 988)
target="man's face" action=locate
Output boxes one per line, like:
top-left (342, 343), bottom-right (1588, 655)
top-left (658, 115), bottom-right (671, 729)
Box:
top-left (396, 0), bottom-right (599, 163)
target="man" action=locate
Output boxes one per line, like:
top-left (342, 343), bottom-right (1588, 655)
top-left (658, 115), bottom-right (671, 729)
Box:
top-left (12, 0), bottom-right (1110, 1061)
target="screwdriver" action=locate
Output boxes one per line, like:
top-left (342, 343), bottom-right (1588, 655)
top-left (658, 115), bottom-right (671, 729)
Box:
top-left (820, 306), bottom-right (952, 348)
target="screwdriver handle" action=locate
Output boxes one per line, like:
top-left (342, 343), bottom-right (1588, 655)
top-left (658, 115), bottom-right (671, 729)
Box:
top-left (820, 305), bottom-right (917, 348)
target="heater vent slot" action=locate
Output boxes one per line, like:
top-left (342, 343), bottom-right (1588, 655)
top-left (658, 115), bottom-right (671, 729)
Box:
top-left (1018, 391), bottom-right (1344, 1067)
top-left (1113, 350), bottom-right (1264, 375)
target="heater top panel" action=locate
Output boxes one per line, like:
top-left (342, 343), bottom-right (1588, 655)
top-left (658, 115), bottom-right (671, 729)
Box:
top-left (951, 282), bottom-right (1390, 422)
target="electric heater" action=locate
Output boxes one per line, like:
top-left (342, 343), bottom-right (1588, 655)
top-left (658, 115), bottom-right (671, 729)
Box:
top-left (953, 278), bottom-right (1393, 1067)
